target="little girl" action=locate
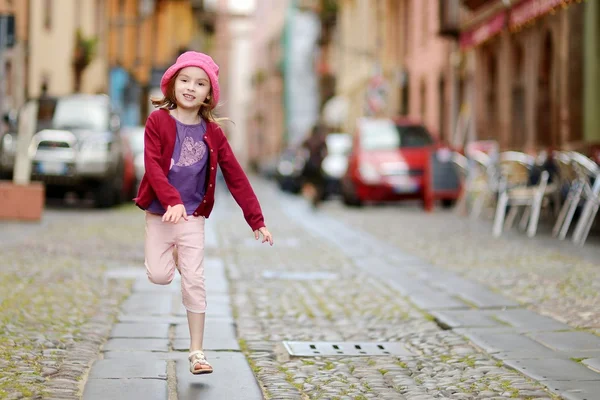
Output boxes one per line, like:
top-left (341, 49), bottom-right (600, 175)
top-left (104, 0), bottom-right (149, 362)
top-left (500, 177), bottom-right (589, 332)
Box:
top-left (135, 51), bottom-right (273, 375)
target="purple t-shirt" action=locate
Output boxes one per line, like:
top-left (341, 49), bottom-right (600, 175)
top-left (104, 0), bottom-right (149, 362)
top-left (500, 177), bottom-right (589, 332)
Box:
top-left (147, 117), bottom-right (209, 215)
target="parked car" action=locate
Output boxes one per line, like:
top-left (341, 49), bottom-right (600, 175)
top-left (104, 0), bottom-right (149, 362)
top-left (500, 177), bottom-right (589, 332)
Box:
top-left (0, 94), bottom-right (134, 207)
top-left (275, 147), bottom-right (307, 194)
top-left (341, 117), bottom-right (436, 207)
top-left (122, 126), bottom-right (145, 193)
top-left (321, 132), bottom-right (351, 198)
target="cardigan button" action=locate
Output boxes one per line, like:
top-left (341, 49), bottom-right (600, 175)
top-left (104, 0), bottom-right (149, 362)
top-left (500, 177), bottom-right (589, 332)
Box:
top-left (211, 167), bottom-right (214, 170)
top-left (209, 184), bottom-right (213, 187)
top-left (210, 149), bottom-right (213, 152)
top-left (203, 200), bottom-right (207, 203)
top-left (193, 212), bottom-right (198, 216)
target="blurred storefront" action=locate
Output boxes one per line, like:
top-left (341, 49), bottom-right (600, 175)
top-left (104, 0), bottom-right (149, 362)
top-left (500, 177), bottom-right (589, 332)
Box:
top-left (455, 0), bottom-right (587, 153)
top-left (28, 0), bottom-right (108, 99)
top-left (248, 0), bottom-right (289, 170)
top-left (107, 0), bottom-right (208, 126)
top-left (332, 0), bottom-right (404, 135)
top-left (0, 0), bottom-right (28, 119)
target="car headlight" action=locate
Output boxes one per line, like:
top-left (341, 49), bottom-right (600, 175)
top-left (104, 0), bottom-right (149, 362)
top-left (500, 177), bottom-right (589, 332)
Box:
top-left (277, 160), bottom-right (295, 176)
top-left (1, 134), bottom-right (16, 153)
top-left (359, 163), bottom-right (381, 184)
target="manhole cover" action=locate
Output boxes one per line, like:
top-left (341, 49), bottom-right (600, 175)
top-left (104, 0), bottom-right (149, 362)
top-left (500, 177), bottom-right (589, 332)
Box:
top-left (262, 271), bottom-right (338, 280)
top-left (282, 341), bottom-right (413, 357)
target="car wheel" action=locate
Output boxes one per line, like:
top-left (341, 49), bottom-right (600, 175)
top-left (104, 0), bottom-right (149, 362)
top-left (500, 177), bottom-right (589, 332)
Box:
top-left (93, 179), bottom-right (117, 208)
top-left (441, 199), bottom-right (455, 209)
top-left (342, 188), bottom-right (363, 207)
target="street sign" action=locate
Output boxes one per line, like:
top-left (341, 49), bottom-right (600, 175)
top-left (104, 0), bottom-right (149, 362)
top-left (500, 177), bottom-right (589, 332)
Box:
top-left (0, 14), bottom-right (15, 48)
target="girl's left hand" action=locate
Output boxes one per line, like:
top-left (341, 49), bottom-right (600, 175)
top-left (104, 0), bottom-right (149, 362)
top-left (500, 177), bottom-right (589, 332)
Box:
top-left (254, 227), bottom-right (274, 246)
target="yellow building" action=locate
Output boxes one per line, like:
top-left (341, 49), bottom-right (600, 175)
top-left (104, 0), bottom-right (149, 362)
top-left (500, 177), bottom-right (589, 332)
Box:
top-left (28, 0), bottom-right (108, 98)
top-left (332, 0), bottom-right (403, 134)
top-left (106, 0), bottom-right (204, 124)
top-left (0, 0), bottom-right (29, 116)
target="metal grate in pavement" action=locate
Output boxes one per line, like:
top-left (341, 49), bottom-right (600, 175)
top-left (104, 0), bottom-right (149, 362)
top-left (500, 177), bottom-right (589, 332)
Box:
top-left (282, 341), bottom-right (413, 357)
top-left (262, 271), bottom-right (338, 280)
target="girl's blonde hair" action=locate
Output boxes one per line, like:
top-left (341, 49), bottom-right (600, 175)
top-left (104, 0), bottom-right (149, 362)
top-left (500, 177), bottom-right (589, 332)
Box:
top-left (150, 70), bottom-right (228, 125)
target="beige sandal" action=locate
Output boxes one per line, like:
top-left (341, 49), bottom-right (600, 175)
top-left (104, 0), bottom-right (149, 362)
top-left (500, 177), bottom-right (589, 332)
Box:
top-left (189, 350), bottom-right (213, 375)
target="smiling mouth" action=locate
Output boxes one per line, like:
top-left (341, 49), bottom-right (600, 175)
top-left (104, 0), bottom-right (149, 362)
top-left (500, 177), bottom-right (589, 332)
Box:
top-left (183, 94), bottom-right (196, 101)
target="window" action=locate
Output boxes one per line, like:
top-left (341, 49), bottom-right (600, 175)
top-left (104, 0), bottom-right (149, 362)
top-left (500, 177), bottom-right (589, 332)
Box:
top-left (361, 119), bottom-right (434, 150)
top-left (5, 61), bottom-right (12, 97)
top-left (44, 0), bottom-right (53, 30)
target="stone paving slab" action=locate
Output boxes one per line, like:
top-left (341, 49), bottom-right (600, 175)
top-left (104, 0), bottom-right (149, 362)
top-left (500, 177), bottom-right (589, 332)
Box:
top-left (456, 289), bottom-right (521, 309)
top-left (173, 319), bottom-right (239, 351)
top-left (118, 314), bottom-right (188, 325)
top-left (459, 330), bottom-right (558, 354)
top-left (174, 296), bottom-right (233, 318)
top-left (430, 309), bottom-right (504, 329)
top-left (103, 351), bottom-right (187, 360)
top-left (121, 293), bottom-right (173, 316)
top-left (583, 358), bottom-right (600, 373)
top-left (544, 380), bottom-right (600, 400)
top-left (176, 351), bottom-right (263, 400)
top-left (404, 288), bottom-right (470, 310)
top-left (530, 331), bottom-right (600, 352)
top-left (102, 338), bottom-right (169, 352)
top-left (110, 323), bottom-right (170, 339)
top-left (83, 378), bottom-right (168, 400)
top-left (132, 276), bottom-right (182, 292)
top-left (494, 308), bottom-right (572, 330)
top-left (503, 358), bottom-right (600, 381)
top-left (204, 258), bottom-right (229, 295)
top-left (88, 359), bottom-right (167, 379)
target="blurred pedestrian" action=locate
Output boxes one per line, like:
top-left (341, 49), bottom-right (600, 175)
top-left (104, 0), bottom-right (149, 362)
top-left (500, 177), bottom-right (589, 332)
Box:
top-left (134, 51), bottom-right (274, 375)
top-left (301, 124), bottom-right (328, 208)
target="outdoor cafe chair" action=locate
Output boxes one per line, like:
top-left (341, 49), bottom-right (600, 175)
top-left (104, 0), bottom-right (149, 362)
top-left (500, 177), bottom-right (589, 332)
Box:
top-left (552, 152), bottom-right (599, 240)
top-left (492, 151), bottom-right (557, 238)
top-left (572, 171), bottom-right (600, 247)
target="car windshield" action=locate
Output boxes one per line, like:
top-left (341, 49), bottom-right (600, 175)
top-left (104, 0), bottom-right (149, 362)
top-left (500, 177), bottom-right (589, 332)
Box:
top-left (127, 130), bottom-right (145, 154)
top-left (50, 97), bottom-right (110, 132)
top-left (360, 119), bottom-right (433, 150)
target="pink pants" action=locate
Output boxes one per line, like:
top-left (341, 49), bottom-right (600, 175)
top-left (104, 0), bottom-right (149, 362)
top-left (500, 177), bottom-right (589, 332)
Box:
top-left (144, 212), bottom-right (206, 313)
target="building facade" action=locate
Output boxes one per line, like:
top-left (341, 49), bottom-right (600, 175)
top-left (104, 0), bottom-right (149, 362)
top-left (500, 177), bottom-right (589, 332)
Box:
top-left (107, 0), bottom-right (200, 126)
top-left (401, 0), bottom-right (455, 142)
top-left (28, 0), bottom-right (108, 99)
top-left (455, 0), bottom-right (587, 153)
top-left (247, 0), bottom-right (289, 169)
top-left (332, 0), bottom-right (404, 134)
top-left (0, 0), bottom-right (29, 117)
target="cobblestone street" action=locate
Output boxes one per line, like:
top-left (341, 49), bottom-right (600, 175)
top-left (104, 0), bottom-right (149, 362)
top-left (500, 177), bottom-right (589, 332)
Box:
top-left (1, 177), bottom-right (600, 399)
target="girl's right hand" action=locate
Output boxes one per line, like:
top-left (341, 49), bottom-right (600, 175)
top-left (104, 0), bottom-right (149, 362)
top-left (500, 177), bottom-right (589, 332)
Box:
top-left (162, 204), bottom-right (188, 224)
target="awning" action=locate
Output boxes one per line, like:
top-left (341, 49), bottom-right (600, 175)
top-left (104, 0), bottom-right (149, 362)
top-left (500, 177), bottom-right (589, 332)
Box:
top-left (459, 0), bottom-right (577, 50)
top-left (509, 0), bottom-right (575, 31)
top-left (459, 11), bottom-right (507, 51)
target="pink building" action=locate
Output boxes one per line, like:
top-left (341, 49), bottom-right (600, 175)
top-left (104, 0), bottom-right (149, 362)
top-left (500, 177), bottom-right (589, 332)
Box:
top-left (401, 0), bottom-right (455, 143)
top-left (247, 0), bottom-right (289, 170)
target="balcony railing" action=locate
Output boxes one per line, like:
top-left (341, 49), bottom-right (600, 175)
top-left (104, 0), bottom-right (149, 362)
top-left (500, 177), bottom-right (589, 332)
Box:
top-left (439, 0), bottom-right (460, 38)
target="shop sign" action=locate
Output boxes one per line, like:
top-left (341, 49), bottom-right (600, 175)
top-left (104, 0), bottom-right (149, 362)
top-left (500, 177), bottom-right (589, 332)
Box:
top-left (459, 12), bottom-right (506, 50)
top-left (509, 0), bottom-right (575, 30)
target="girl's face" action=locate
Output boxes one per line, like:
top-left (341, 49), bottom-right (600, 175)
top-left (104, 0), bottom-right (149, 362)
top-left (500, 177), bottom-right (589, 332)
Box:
top-left (173, 66), bottom-right (211, 111)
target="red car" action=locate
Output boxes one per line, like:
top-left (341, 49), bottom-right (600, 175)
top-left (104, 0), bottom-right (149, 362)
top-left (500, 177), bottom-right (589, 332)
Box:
top-left (341, 117), bottom-right (437, 207)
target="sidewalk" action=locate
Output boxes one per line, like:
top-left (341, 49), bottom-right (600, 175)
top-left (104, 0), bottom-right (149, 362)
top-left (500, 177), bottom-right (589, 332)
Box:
top-left (79, 178), bottom-right (600, 399)
top-left (83, 230), bottom-right (261, 399)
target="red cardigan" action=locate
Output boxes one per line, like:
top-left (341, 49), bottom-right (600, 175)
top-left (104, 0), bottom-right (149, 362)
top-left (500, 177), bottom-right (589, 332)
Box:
top-left (134, 109), bottom-right (265, 231)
